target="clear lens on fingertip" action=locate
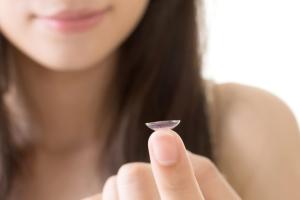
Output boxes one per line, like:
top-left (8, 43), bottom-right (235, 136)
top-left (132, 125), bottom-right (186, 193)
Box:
top-left (145, 120), bottom-right (181, 131)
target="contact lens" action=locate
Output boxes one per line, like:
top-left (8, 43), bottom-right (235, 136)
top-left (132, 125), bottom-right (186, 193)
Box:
top-left (145, 120), bottom-right (181, 131)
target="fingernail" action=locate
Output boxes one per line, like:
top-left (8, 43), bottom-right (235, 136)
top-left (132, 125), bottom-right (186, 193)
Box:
top-left (149, 129), bottom-right (179, 166)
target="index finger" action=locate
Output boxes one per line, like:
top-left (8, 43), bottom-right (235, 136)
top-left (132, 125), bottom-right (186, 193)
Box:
top-left (148, 129), bottom-right (205, 200)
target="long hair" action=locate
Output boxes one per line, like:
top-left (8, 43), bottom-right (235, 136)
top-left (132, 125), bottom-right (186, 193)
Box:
top-left (0, 0), bottom-right (213, 198)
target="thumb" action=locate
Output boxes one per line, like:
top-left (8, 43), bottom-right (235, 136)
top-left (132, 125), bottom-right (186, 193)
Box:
top-left (148, 129), bottom-right (204, 200)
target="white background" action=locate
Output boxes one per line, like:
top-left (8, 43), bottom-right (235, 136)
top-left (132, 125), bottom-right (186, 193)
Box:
top-left (202, 0), bottom-right (300, 126)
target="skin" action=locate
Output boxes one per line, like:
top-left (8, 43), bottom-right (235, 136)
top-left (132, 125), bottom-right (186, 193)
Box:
top-left (0, 0), bottom-right (300, 200)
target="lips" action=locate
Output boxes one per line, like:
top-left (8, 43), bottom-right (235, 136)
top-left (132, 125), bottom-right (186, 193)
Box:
top-left (42, 9), bottom-right (107, 20)
top-left (36, 7), bottom-right (111, 33)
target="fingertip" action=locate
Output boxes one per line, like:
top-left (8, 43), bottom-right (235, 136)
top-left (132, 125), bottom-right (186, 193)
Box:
top-left (147, 130), bottom-right (205, 200)
top-left (148, 128), bottom-right (178, 146)
top-left (148, 129), bottom-right (180, 166)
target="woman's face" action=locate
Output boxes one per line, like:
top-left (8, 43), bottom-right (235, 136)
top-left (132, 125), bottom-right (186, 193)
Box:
top-left (0, 0), bottom-right (149, 71)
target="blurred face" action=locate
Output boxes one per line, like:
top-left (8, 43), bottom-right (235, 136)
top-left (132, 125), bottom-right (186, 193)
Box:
top-left (0, 0), bottom-right (149, 71)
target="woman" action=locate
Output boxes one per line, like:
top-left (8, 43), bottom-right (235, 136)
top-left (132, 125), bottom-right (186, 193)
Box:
top-left (0, 0), bottom-right (299, 199)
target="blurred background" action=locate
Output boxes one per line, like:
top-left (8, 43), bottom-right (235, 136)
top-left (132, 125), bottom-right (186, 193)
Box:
top-left (202, 0), bottom-right (300, 126)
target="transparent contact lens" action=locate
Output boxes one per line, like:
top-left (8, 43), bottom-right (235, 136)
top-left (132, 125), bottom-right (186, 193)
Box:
top-left (145, 120), bottom-right (181, 131)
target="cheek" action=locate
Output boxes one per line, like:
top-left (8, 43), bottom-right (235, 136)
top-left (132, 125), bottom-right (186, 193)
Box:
top-left (111, 0), bottom-right (150, 41)
top-left (0, 1), bottom-right (29, 41)
top-left (0, 0), bottom-right (150, 71)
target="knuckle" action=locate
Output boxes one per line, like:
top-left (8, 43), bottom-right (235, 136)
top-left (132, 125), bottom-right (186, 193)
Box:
top-left (195, 156), bottom-right (219, 181)
top-left (104, 175), bottom-right (117, 188)
top-left (102, 175), bottom-right (118, 200)
top-left (117, 162), bottom-right (150, 186)
top-left (162, 178), bottom-right (186, 192)
top-left (201, 157), bottom-right (217, 172)
top-left (161, 176), bottom-right (198, 194)
top-left (160, 171), bottom-right (194, 192)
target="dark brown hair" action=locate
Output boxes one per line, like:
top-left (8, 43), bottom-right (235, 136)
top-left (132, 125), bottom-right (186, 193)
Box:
top-left (0, 0), bottom-right (213, 198)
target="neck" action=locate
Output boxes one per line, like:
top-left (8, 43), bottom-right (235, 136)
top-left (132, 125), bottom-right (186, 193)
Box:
top-left (4, 46), bottom-right (118, 156)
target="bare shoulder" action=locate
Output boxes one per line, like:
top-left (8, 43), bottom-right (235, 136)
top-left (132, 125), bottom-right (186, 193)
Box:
top-left (212, 82), bottom-right (300, 199)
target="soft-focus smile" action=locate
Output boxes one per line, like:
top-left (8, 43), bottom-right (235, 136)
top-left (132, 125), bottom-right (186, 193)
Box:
top-left (35, 6), bottom-right (112, 33)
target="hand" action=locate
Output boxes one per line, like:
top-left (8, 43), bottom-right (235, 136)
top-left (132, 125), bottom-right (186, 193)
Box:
top-left (84, 129), bottom-right (241, 200)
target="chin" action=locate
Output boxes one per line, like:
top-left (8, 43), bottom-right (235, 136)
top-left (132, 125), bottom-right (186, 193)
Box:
top-left (39, 62), bottom-right (94, 72)
top-left (30, 52), bottom-right (106, 72)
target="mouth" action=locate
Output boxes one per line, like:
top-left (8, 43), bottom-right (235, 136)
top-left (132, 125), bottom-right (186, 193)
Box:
top-left (35, 6), bottom-right (112, 33)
